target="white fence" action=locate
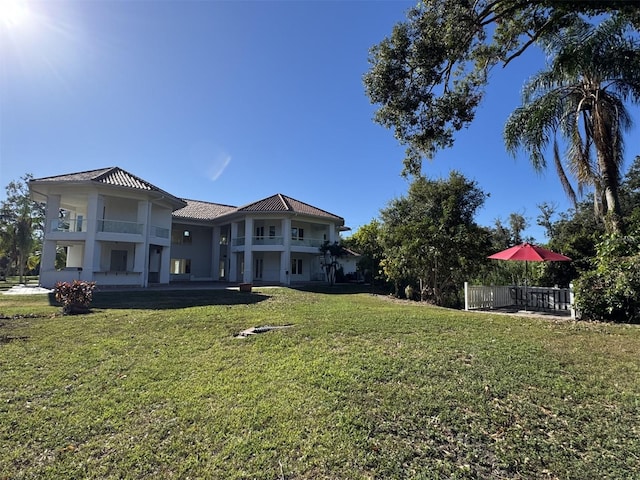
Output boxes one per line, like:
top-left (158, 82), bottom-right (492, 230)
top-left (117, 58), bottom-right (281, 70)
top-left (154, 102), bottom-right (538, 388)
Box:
top-left (464, 282), bottom-right (575, 318)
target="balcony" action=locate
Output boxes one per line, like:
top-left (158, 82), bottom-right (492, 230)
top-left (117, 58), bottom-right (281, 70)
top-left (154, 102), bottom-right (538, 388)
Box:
top-left (232, 236), bottom-right (286, 247)
top-left (252, 236), bottom-right (284, 246)
top-left (291, 237), bottom-right (325, 248)
top-left (51, 218), bottom-right (85, 233)
top-left (150, 225), bottom-right (170, 239)
top-left (97, 219), bottom-right (143, 235)
top-left (231, 236), bottom-right (324, 248)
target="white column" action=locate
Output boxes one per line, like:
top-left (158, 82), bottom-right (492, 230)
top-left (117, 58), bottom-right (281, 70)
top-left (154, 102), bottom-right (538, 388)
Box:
top-left (81, 192), bottom-right (100, 282)
top-left (243, 217), bottom-right (253, 283)
top-left (229, 222), bottom-right (239, 282)
top-left (328, 222), bottom-right (336, 243)
top-left (40, 194), bottom-right (60, 278)
top-left (280, 217), bottom-right (291, 285)
top-left (159, 246), bottom-right (171, 284)
top-left (211, 226), bottom-right (220, 281)
top-left (136, 200), bottom-right (150, 286)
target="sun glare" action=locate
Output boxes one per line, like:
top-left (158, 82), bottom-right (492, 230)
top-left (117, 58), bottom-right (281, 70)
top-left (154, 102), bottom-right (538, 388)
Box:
top-left (0, 0), bottom-right (30, 28)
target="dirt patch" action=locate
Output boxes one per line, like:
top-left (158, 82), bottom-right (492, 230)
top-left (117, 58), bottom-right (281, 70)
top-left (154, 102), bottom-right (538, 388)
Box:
top-left (0, 334), bottom-right (29, 344)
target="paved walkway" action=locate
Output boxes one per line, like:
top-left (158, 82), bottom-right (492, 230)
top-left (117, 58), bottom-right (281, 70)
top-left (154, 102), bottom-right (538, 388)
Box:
top-left (3, 284), bottom-right (53, 295)
top-left (469, 306), bottom-right (573, 321)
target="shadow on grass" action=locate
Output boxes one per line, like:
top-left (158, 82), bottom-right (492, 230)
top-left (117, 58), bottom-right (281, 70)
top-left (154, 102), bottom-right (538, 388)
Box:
top-left (290, 283), bottom-right (380, 295)
top-left (48, 289), bottom-right (271, 310)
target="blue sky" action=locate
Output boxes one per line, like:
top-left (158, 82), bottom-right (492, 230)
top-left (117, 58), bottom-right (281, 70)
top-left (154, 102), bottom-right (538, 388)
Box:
top-left (1, 1), bottom-right (636, 242)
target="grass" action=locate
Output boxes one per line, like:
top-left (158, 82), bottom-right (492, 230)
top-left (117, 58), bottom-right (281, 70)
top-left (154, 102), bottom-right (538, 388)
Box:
top-left (1, 287), bottom-right (639, 479)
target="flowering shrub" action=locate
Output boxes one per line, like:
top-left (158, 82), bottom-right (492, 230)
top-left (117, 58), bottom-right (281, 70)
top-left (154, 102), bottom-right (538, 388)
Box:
top-left (54, 280), bottom-right (97, 314)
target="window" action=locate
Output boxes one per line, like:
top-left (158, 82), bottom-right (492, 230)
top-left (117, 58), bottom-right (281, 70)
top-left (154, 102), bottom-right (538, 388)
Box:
top-left (291, 258), bottom-right (303, 275)
top-left (218, 260), bottom-right (226, 278)
top-left (291, 227), bottom-right (304, 241)
top-left (255, 258), bottom-right (263, 279)
top-left (171, 258), bottom-right (191, 274)
top-left (110, 250), bottom-right (128, 272)
top-left (256, 226), bottom-right (264, 240)
top-left (172, 229), bottom-right (192, 244)
top-left (269, 226), bottom-right (276, 238)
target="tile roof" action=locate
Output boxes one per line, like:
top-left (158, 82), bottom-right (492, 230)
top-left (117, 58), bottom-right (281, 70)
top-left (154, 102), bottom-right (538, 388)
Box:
top-left (31, 167), bottom-right (185, 206)
top-left (173, 199), bottom-right (237, 221)
top-left (236, 194), bottom-right (343, 222)
top-left (32, 168), bottom-right (344, 224)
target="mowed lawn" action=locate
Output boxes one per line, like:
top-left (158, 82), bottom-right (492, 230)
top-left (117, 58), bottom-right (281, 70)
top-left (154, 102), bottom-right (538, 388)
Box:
top-left (1, 287), bottom-right (639, 479)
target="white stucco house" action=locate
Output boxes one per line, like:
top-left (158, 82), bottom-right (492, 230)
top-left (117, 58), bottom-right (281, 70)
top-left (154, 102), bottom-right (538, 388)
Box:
top-left (29, 167), bottom-right (349, 288)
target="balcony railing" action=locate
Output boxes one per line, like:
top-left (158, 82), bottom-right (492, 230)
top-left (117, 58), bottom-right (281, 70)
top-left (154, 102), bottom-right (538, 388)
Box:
top-left (50, 217), bottom-right (169, 238)
top-left (252, 236), bottom-right (284, 246)
top-left (150, 225), bottom-right (170, 239)
top-left (231, 236), bottom-right (324, 248)
top-left (291, 237), bottom-right (325, 248)
top-left (97, 219), bottom-right (143, 235)
top-left (51, 218), bottom-right (85, 233)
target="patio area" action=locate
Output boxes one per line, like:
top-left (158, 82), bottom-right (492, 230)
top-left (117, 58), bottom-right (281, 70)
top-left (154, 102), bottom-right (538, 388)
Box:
top-left (464, 282), bottom-right (576, 319)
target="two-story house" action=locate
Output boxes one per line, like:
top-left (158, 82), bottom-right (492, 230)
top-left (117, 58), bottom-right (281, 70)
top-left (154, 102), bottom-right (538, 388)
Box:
top-left (29, 167), bottom-right (348, 288)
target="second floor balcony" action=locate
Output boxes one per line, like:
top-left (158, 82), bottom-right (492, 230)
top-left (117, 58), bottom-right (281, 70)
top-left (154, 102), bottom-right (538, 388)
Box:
top-left (48, 217), bottom-right (169, 240)
top-left (98, 219), bottom-right (143, 235)
top-left (231, 236), bottom-right (325, 248)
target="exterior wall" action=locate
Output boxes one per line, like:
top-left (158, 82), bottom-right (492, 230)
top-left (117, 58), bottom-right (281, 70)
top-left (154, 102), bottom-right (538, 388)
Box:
top-left (338, 257), bottom-right (358, 275)
top-left (33, 181), bottom-right (178, 288)
top-left (253, 251), bottom-right (281, 282)
top-left (33, 175), bottom-right (344, 288)
top-left (66, 244), bottom-right (84, 268)
top-left (170, 223), bottom-right (214, 281)
top-left (289, 252), bottom-right (315, 282)
top-left (103, 196), bottom-right (139, 223)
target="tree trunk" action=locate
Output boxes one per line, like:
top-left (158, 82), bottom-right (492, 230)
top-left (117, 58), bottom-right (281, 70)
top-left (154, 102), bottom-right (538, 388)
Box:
top-left (593, 103), bottom-right (624, 235)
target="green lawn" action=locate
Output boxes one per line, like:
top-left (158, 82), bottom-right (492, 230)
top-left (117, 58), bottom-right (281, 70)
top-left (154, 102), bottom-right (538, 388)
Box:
top-left (1, 287), bottom-right (639, 479)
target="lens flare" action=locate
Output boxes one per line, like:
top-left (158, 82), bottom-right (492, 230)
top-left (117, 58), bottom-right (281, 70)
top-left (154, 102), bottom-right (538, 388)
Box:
top-left (0, 0), bottom-right (31, 28)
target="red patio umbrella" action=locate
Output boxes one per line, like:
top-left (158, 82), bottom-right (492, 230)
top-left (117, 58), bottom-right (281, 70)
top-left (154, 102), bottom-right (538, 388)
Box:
top-left (488, 243), bottom-right (571, 309)
top-left (488, 243), bottom-right (572, 262)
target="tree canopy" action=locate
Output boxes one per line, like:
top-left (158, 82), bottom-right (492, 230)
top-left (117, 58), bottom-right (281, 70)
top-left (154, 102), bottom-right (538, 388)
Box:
top-left (379, 171), bottom-right (488, 306)
top-left (0, 174), bottom-right (44, 282)
top-left (364, 0), bottom-right (640, 176)
top-left (504, 15), bottom-right (640, 234)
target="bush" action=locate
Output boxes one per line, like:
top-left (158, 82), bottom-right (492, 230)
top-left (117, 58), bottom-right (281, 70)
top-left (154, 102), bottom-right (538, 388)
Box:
top-left (54, 280), bottom-right (97, 315)
top-left (574, 234), bottom-right (640, 323)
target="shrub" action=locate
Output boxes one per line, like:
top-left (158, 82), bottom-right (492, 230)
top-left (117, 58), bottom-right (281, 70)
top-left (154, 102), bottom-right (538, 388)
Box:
top-left (54, 280), bottom-right (97, 315)
top-left (574, 234), bottom-right (640, 323)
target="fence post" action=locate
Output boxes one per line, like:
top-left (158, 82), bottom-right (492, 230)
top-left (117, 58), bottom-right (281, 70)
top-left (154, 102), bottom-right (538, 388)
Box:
top-left (569, 282), bottom-right (576, 319)
top-left (464, 282), bottom-right (469, 311)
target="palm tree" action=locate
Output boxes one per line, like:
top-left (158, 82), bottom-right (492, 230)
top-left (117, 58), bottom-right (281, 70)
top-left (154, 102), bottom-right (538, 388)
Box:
top-left (504, 14), bottom-right (640, 234)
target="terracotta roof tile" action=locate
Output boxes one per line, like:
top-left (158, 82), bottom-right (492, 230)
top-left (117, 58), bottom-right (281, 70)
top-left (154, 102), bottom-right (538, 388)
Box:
top-left (236, 194), bottom-right (343, 222)
top-left (173, 199), bottom-right (237, 221)
top-left (33, 167), bottom-right (115, 183)
top-left (32, 169), bottom-right (344, 224)
top-left (31, 167), bottom-right (185, 207)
